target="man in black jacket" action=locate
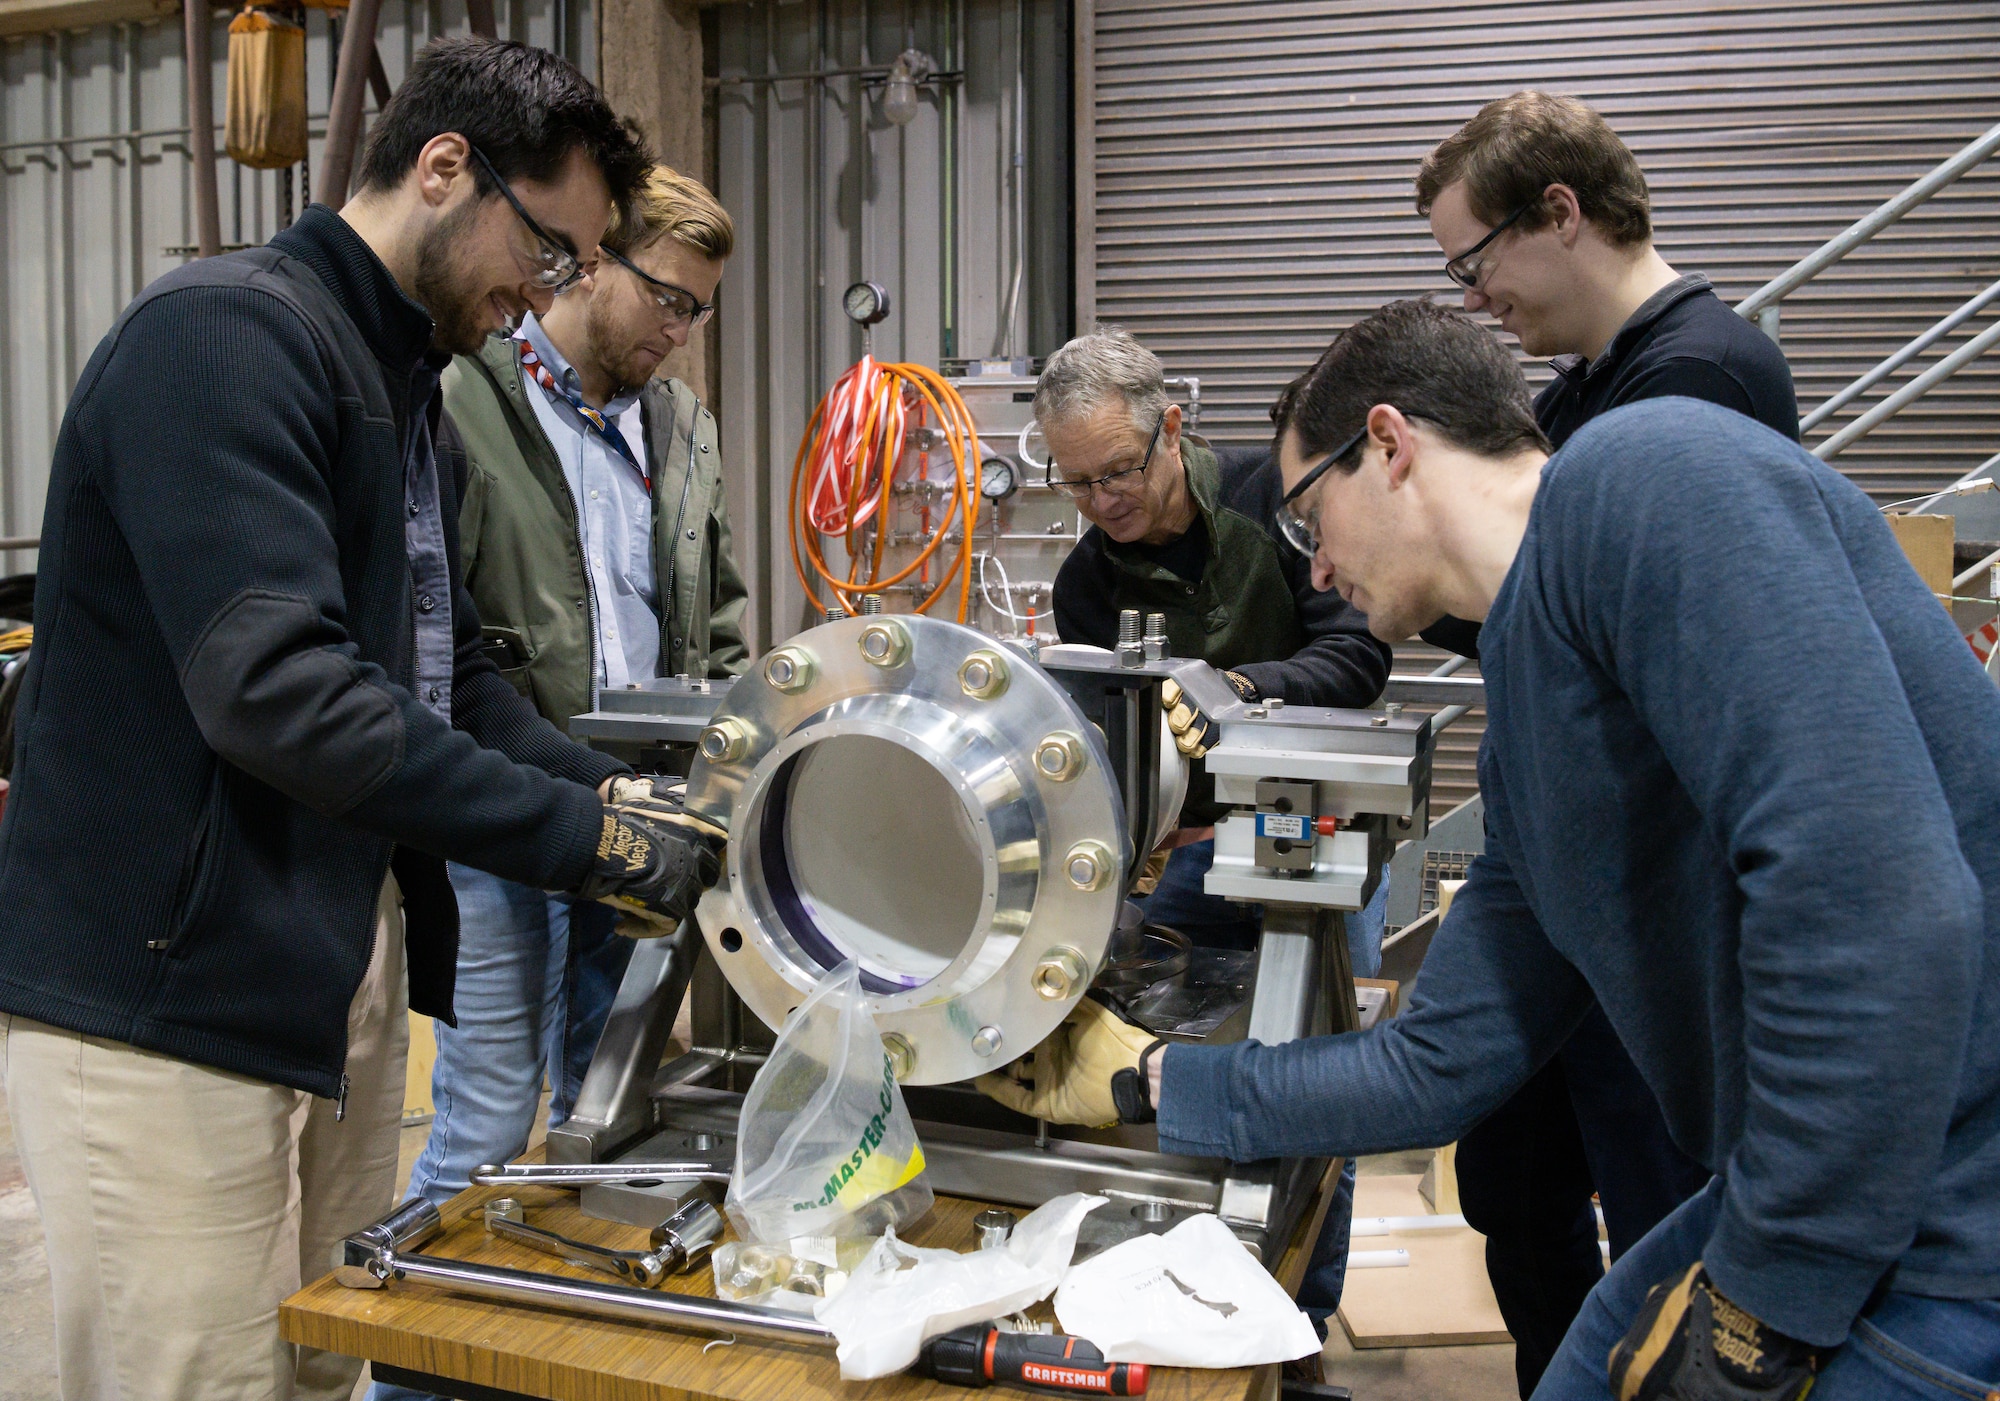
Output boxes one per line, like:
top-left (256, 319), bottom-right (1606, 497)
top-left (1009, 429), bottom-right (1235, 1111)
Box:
top-left (0, 39), bottom-right (718, 1401)
top-left (1408, 91), bottom-right (1799, 1396)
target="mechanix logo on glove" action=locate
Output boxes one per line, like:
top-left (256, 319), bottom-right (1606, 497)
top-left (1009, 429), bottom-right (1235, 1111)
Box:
top-left (596, 812), bottom-right (653, 875)
top-left (1608, 1263), bottom-right (1817, 1401)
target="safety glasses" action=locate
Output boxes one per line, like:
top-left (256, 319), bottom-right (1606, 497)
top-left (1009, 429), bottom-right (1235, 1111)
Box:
top-left (600, 243), bottom-right (717, 330)
top-left (468, 144), bottom-right (586, 294)
top-left (1443, 199), bottom-right (1536, 290)
top-left (1048, 411), bottom-right (1166, 501)
top-left (1275, 423), bottom-right (1368, 556)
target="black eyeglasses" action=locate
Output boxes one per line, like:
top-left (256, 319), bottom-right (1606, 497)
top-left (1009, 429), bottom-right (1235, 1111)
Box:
top-left (468, 144), bottom-right (586, 294)
top-left (1048, 411), bottom-right (1166, 501)
top-left (599, 244), bottom-right (717, 329)
top-left (1443, 199), bottom-right (1536, 290)
top-left (1275, 423), bottom-right (1369, 555)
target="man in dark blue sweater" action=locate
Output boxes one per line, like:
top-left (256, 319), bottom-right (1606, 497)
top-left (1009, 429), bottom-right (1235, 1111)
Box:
top-left (1410, 90), bottom-right (1802, 1392)
top-left (1015, 300), bottom-right (2000, 1399)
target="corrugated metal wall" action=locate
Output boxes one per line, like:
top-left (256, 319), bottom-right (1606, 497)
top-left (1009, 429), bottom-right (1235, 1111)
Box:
top-left (710, 0), bottom-right (1072, 654)
top-left (0, 0), bottom-right (592, 579)
top-left (1080, 0), bottom-right (2000, 807)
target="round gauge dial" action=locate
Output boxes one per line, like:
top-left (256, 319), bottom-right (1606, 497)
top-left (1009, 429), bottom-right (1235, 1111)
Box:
top-left (842, 280), bottom-right (892, 327)
top-left (979, 455), bottom-right (1020, 501)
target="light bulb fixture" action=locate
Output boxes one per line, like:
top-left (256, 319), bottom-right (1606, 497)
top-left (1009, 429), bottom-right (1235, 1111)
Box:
top-left (880, 49), bottom-right (935, 127)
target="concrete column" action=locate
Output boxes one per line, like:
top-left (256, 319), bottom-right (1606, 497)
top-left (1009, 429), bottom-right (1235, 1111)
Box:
top-left (599, 0), bottom-right (713, 403)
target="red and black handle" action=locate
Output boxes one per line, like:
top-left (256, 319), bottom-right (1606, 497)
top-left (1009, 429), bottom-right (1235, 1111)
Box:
top-left (915, 1325), bottom-right (1149, 1395)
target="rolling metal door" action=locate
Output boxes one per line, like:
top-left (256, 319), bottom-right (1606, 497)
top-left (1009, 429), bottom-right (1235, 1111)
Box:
top-left (1081, 0), bottom-right (2000, 807)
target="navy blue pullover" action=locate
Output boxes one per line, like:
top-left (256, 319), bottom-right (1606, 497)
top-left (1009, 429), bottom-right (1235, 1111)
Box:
top-left (1159, 399), bottom-right (2000, 1345)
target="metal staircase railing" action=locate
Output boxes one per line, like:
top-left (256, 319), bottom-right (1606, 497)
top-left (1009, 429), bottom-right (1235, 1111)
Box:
top-left (1736, 119), bottom-right (2000, 466)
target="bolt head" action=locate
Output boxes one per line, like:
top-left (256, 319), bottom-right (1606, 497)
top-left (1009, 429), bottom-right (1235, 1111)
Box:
top-left (763, 648), bottom-right (814, 693)
top-left (858, 619), bottom-right (909, 668)
top-left (971, 1025), bottom-right (1004, 1056)
top-left (698, 720), bottom-right (749, 763)
top-left (1064, 841), bottom-right (1112, 892)
top-left (881, 1033), bottom-right (916, 1081)
top-left (958, 649), bottom-right (1010, 700)
top-left (1034, 732), bottom-right (1084, 782)
top-left (1032, 947), bottom-right (1088, 1000)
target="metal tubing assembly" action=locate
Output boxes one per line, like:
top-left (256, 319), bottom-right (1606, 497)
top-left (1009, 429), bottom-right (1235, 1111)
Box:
top-left (335, 1201), bottom-right (835, 1348)
top-left (471, 1161), bottom-right (731, 1189)
top-left (1737, 119), bottom-right (2000, 319)
top-left (1812, 319), bottom-right (2000, 462)
top-left (1802, 277), bottom-right (2000, 432)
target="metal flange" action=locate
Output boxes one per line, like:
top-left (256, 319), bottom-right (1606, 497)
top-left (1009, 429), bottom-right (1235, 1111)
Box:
top-left (685, 615), bottom-right (1132, 1085)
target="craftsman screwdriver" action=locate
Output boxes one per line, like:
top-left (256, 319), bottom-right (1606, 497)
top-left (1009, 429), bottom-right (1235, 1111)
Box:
top-left (914, 1324), bottom-right (1149, 1395)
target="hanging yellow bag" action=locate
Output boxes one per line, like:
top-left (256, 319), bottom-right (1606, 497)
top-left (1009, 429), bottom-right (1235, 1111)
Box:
top-left (225, 6), bottom-right (307, 170)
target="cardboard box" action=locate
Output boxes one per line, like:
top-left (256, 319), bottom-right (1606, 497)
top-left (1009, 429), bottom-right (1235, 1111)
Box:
top-left (1887, 511), bottom-right (1954, 606)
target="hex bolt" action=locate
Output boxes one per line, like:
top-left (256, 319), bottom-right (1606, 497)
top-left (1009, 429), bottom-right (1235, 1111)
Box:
top-left (858, 618), bottom-right (910, 668)
top-left (698, 718), bottom-right (751, 763)
top-left (958, 649), bottom-right (1011, 701)
top-left (1065, 841), bottom-right (1112, 891)
top-left (824, 607), bottom-right (849, 622)
top-left (1116, 608), bottom-right (1144, 668)
top-left (881, 1033), bottom-right (916, 1081)
top-left (860, 594), bottom-right (886, 616)
top-left (1384, 702), bottom-right (1404, 718)
top-left (971, 1025), bottom-right (1004, 1057)
top-left (1033, 732), bottom-right (1086, 782)
top-left (763, 648), bottom-right (814, 693)
top-left (1143, 612), bottom-right (1169, 662)
top-left (1032, 947), bottom-right (1089, 1000)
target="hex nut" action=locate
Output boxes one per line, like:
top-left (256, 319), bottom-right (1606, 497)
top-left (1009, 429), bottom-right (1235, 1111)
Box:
top-left (858, 619), bottom-right (911, 669)
top-left (698, 719), bottom-right (751, 763)
top-left (1032, 947), bottom-right (1089, 1000)
top-left (881, 1032), bottom-right (917, 1081)
top-left (764, 648), bottom-right (815, 693)
top-left (1065, 841), bottom-right (1113, 892)
top-left (1034, 732), bottom-right (1086, 782)
top-left (958, 649), bottom-right (1010, 701)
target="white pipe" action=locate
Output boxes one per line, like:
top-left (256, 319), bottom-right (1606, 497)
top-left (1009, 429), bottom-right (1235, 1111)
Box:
top-left (1813, 320), bottom-right (2000, 461)
top-left (1347, 1249), bottom-right (1411, 1269)
top-left (1349, 1214), bottom-right (1469, 1236)
top-left (1738, 120), bottom-right (2000, 317)
top-left (1801, 279), bottom-right (2000, 431)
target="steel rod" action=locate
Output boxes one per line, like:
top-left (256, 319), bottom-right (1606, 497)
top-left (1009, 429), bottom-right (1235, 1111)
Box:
top-left (1738, 120), bottom-right (2000, 318)
top-left (1953, 542), bottom-right (2000, 593)
top-left (1431, 704), bottom-right (1473, 732)
top-left (320, 0), bottom-right (385, 208)
top-left (181, 0), bottom-right (221, 258)
top-left (1426, 654), bottom-right (1469, 678)
top-left (1802, 278), bottom-right (2000, 431)
top-left (1812, 320), bottom-right (2000, 461)
top-left (384, 1253), bottom-right (837, 1347)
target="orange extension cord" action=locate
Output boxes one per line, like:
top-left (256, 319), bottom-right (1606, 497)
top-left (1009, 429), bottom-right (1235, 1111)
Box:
top-left (789, 355), bottom-right (983, 620)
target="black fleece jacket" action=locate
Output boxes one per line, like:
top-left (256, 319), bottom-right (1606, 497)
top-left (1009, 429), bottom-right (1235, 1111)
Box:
top-left (0, 206), bottom-right (625, 1098)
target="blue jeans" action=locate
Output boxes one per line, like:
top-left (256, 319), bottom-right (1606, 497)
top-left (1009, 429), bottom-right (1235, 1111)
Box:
top-left (400, 862), bottom-right (632, 1207)
top-left (1537, 1177), bottom-right (2000, 1400)
top-left (1138, 838), bottom-right (1389, 1328)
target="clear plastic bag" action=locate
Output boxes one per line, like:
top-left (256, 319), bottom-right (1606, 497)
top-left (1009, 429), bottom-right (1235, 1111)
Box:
top-left (726, 961), bottom-right (933, 1247)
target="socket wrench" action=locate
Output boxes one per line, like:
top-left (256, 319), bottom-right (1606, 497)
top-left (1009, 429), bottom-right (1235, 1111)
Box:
top-left (482, 1192), bottom-right (725, 1288)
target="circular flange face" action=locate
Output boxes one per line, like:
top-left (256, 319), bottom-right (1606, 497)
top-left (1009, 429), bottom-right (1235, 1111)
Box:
top-left (686, 615), bottom-right (1130, 1085)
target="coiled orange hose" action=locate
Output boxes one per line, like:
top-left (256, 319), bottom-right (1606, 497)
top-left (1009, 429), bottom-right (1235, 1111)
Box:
top-left (789, 358), bottom-right (983, 620)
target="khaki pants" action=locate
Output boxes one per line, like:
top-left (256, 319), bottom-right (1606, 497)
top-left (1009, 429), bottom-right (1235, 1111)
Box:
top-left (3, 877), bottom-right (409, 1401)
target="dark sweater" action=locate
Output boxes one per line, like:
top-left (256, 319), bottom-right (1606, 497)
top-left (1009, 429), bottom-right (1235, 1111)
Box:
top-left (0, 206), bottom-right (625, 1098)
top-left (1161, 400), bottom-right (2000, 1346)
top-left (1421, 275), bottom-right (1799, 659)
top-left (1052, 443), bottom-right (1390, 707)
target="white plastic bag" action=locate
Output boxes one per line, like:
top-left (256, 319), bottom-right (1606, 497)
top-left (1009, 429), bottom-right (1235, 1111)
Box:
top-left (726, 961), bottom-right (933, 1247)
top-left (814, 1193), bottom-right (1106, 1379)
top-left (1053, 1212), bottom-right (1322, 1367)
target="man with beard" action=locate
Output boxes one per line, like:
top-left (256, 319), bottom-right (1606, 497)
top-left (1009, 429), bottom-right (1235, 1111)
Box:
top-left (0, 38), bottom-right (724, 1401)
top-left (386, 165), bottom-right (748, 1230)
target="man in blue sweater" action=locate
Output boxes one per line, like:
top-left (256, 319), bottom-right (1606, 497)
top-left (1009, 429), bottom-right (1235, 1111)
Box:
top-left (1001, 300), bottom-right (2000, 1399)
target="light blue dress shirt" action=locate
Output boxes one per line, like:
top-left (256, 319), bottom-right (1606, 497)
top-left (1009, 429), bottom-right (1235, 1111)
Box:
top-left (515, 313), bottom-right (660, 697)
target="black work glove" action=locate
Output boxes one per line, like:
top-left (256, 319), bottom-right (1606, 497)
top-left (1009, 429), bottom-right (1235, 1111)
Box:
top-left (1608, 1264), bottom-right (1817, 1401)
top-left (572, 807), bottom-right (723, 937)
top-left (1220, 670), bottom-right (1260, 702)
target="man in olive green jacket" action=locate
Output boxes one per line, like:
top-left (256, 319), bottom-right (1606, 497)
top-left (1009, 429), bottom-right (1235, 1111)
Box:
top-left (388, 166), bottom-right (749, 1237)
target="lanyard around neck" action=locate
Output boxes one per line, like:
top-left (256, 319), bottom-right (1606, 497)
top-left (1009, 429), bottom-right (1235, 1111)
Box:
top-left (517, 339), bottom-right (651, 494)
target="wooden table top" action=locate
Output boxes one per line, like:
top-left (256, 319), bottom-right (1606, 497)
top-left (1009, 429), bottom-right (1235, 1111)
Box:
top-left (281, 1162), bottom-right (1337, 1401)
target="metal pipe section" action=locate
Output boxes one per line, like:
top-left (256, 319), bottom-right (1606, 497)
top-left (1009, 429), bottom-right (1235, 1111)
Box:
top-left (1426, 654), bottom-right (1469, 678)
top-left (1737, 119), bottom-right (2000, 319)
top-left (1431, 704), bottom-right (1473, 733)
top-left (384, 1254), bottom-right (838, 1347)
top-left (319, 0), bottom-right (385, 208)
top-left (472, 1162), bottom-right (731, 1188)
top-left (1801, 277), bottom-right (2000, 432)
top-left (181, 0), bottom-right (221, 258)
top-left (1812, 319), bottom-right (2000, 461)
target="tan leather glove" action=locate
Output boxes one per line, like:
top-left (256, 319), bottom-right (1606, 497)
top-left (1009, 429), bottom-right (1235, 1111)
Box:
top-left (607, 776), bottom-right (729, 845)
top-left (1132, 846), bottom-right (1173, 896)
top-left (976, 998), bottom-right (1164, 1128)
top-left (1160, 678), bottom-right (1219, 759)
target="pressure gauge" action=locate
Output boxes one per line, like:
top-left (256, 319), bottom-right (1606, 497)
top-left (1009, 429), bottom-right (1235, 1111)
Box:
top-left (979, 454), bottom-right (1020, 502)
top-left (843, 280), bottom-right (892, 327)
